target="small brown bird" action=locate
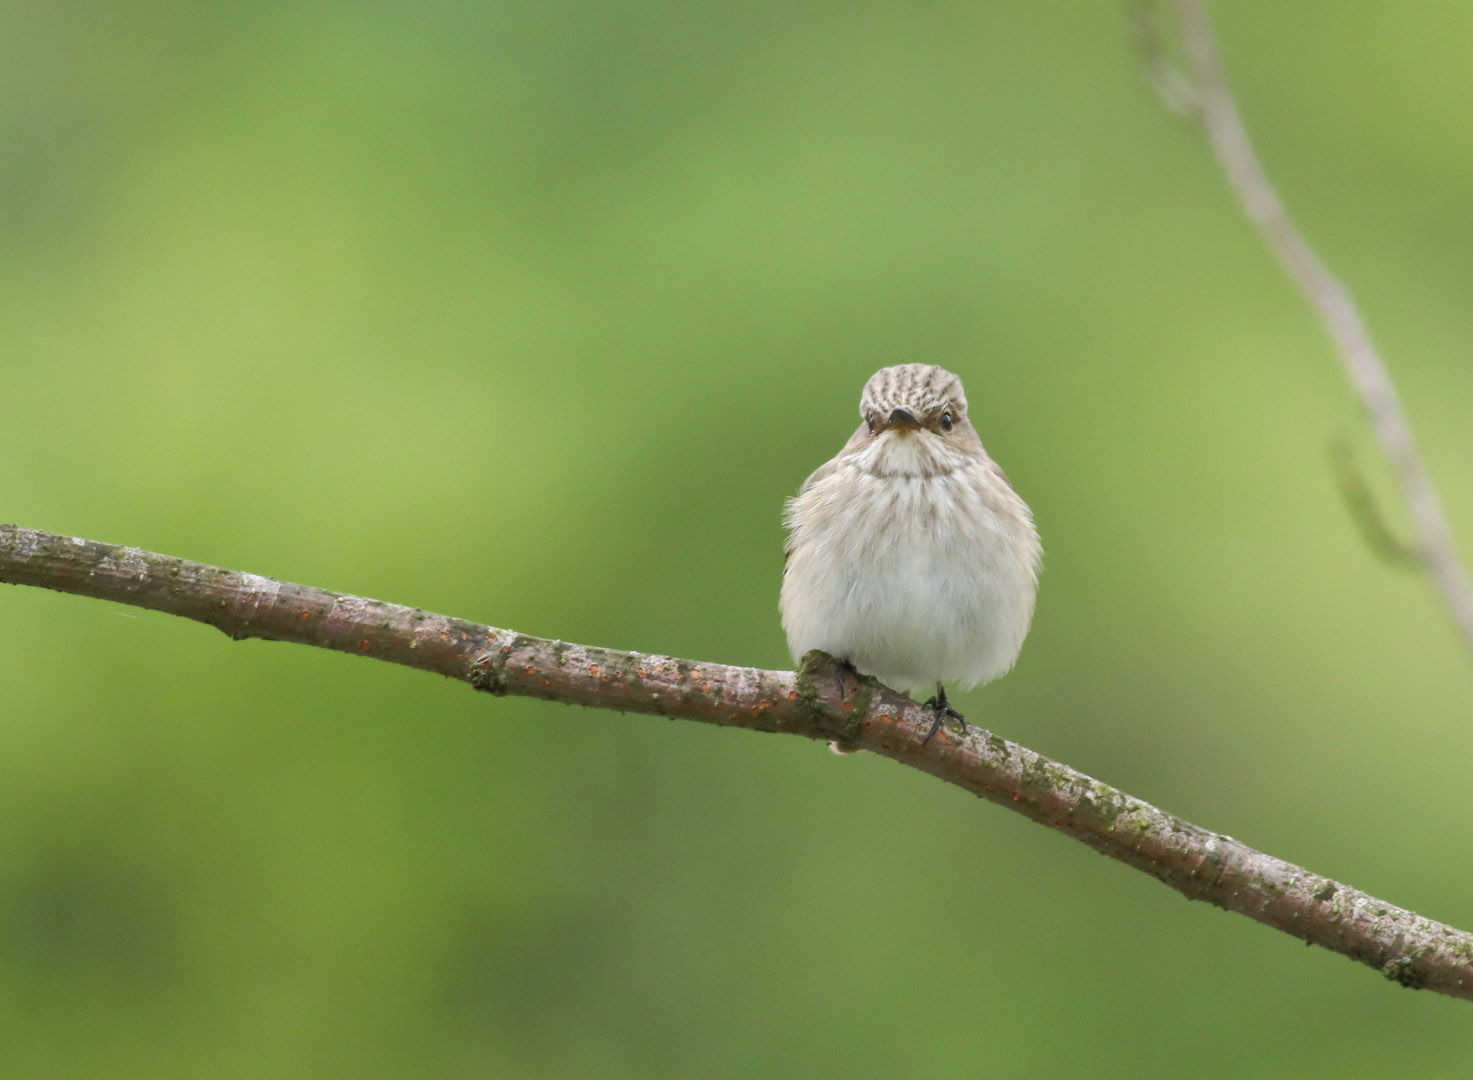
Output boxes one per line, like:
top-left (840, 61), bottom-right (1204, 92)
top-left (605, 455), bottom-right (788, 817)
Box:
top-left (780, 364), bottom-right (1041, 741)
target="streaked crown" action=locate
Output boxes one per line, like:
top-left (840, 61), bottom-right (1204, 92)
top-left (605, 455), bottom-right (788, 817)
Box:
top-left (859, 364), bottom-right (968, 423)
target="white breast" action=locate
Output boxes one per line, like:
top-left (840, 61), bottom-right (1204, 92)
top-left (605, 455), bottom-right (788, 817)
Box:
top-left (780, 457), bottom-right (1039, 694)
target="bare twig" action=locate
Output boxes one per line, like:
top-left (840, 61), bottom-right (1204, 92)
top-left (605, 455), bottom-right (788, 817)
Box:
top-left (1137, 0), bottom-right (1473, 656)
top-left (3, 522), bottom-right (1472, 1000)
top-left (1329, 434), bottom-right (1423, 569)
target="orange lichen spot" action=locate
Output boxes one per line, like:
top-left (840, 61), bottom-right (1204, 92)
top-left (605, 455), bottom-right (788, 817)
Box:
top-left (460, 631), bottom-right (469, 641)
top-left (600, 674), bottom-right (611, 683)
top-left (690, 668), bottom-right (702, 679)
top-left (841, 701), bottom-right (853, 713)
top-left (299, 610), bottom-right (311, 621)
top-left (589, 664), bottom-right (600, 676)
top-left (439, 631), bottom-right (450, 642)
top-left (485, 632), bottom-right (497, 641)
top-left (636, 668), bottom-right (647, 679)
top-left (358, 639), bottom-right (370, 652)
top-left (786, 690), bottom-right (797, 700)
top-left (522, 665), bottom-right (536, 676)
top-left (501, 646), bottom-right (511, 655)
top-left (541, 678), bottom-right (550, 687)
top-left (700, 682), bottom-right (710, 693)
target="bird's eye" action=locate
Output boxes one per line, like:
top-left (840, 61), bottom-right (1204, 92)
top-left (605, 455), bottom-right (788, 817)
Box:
top-left (940, 411), bottom-right (953, 432)
top-left (866, 415), bottom-right (876, 433)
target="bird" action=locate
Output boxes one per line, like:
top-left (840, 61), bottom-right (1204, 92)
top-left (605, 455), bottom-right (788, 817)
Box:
top-left (779, 363), bottom-right (1041, 743)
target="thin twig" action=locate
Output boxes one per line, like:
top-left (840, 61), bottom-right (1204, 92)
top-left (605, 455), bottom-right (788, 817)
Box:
top-left (1141, 0), bottom-right (1473, 655)
top-left (1328, 434), bottom-right (1422, 569)
top-left (2, 522), bottom-right (1471, 1000)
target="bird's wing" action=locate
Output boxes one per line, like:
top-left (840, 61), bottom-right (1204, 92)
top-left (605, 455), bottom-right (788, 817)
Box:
top-left (797, 424), bottom-right (868, 495)
top-left (784, 424), bottom-right (868, 572)
top-left (797, 457), bottom-right (839, 496)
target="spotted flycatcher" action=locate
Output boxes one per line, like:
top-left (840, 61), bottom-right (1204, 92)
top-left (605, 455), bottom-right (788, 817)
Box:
top-left (780, 364), bottom-right (1041, 741)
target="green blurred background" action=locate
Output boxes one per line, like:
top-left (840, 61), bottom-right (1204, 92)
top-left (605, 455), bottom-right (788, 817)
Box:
top-left (3, 1), bottom-right (1471, 1074)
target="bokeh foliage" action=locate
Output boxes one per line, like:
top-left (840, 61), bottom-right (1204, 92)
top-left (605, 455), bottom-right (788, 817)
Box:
top-left (3, 1), bottom-right (1472, 1075)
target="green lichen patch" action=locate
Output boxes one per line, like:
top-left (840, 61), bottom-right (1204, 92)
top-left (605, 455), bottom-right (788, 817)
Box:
top-left (842, 683), bottom-right (873, 740)
top-left (1380, 956), bottom-right (1425, 989)
top-left (793, 652), bottom-right (833, 727)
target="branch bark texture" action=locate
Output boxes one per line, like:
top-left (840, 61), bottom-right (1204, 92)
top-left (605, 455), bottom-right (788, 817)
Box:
top-left (1150, 0), bottom-right (1473, 656)
top-left (3, 522), bottom-right (1471, 1001)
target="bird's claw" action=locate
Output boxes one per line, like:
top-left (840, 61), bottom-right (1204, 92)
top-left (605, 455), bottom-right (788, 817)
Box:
top-left (921, 684), bottom-right (966, 744)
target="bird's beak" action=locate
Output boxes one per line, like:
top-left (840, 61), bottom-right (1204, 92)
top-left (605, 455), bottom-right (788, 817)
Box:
top-left (886, 407), bottom-right (921, 430)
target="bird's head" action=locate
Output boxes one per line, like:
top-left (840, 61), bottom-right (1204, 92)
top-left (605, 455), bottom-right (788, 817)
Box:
top-left (855, 364), bottom-right (982, 475)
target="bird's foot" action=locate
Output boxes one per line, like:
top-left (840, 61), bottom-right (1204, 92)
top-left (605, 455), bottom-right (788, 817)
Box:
top-left (921, 683), bottom-right (966, 744)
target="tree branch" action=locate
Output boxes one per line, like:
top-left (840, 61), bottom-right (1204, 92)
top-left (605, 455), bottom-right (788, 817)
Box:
top-left (3, 522), bottom-right (1471, 1000)
top-left (1328, 433), bottom-right (1424, 570)
top-left (1136, 0), bottom-right (1473, 657)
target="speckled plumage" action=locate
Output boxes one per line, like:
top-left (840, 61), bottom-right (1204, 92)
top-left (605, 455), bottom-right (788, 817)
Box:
top-left (780, 364), bottom-right (1040, 697)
